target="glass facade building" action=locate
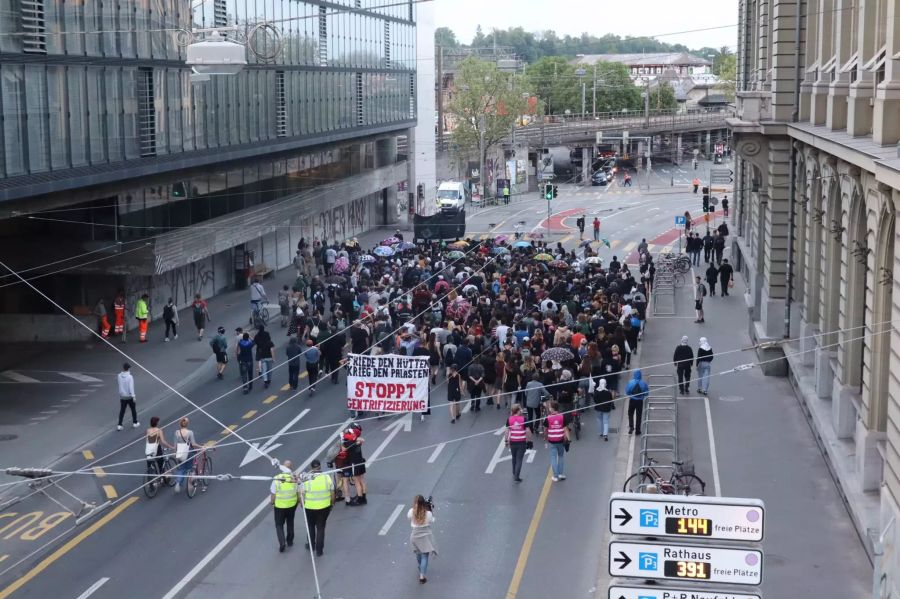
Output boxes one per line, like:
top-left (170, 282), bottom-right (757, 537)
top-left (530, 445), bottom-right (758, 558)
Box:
top-left (0, 0), bottom-right (418, 334)
top-left (0, 0), bottom-right (416, 183)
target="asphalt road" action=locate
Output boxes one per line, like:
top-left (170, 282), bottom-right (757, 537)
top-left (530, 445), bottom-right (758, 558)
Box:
top-left (0, 160), bottom-right (870, 599)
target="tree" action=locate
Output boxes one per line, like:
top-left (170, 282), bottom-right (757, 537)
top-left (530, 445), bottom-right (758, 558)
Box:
top-left (647, 81), bottom-right (678, 111)
top-left (591, 62), bottom-right (643, 113)
top-left (713, 51), bottom-right (736, 101)
top-left (525, 56), bottom-right (580, 115)
top-left (434, 27), bottom-right (459, 49)
top-left (447, 57), bottom-right (528, 193)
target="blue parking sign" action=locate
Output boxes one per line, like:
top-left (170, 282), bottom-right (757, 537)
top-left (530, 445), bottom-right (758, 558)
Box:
top-left (638, 552), bottom-right (658, 571)
top-left (639, 509), bottom-right (659, 527)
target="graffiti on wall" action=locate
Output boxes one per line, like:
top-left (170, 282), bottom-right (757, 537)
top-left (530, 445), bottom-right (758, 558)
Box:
top-left (301, 196), bottom-right (369, 245)
top-left (125, 257), bottom-right (216, 318)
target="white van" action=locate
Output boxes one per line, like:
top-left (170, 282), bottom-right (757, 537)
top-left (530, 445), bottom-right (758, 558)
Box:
top-left (436, 181), bottom-right (467, 210)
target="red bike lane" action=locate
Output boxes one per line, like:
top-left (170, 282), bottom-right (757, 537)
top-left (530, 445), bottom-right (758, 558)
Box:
top-left (624, 210), bottom-right (725, 262)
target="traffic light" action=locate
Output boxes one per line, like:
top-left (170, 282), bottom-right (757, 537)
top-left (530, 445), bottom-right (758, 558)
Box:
top-left (701, 186), bottom-right (710, 212)
top-left (172, 181), bottom-right (186, 198)
top-left (552, 185), bottom-right (558, 199)
top-left (544, 183), bottom-right (553, 200)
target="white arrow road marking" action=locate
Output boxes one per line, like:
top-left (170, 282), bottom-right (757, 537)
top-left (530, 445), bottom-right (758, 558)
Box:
top-left (1, 370), bottom-right (39, 383)
top-left (378, 503), bottom-right (405, 536)
top-left (59, 371), bottom-right (103, 383)
top-left (367, 412), bottom-right (413, 464)
top-left (485, 437), bottom-right (535, 474)
top-left (163, 418), bottom-right (351, 599)
top-left (240, 408), bottom-right (310, 467)
top-left (75, 577), bottom-right (110, 599)
top-left (427, 443), bottom-right (446, 463)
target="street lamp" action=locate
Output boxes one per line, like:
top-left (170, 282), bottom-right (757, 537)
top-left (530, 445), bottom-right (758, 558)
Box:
top-left (575, 67), bottom-right (587, 119)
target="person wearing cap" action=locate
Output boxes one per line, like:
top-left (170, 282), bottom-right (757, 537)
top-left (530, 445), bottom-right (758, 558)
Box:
top-left (271, 460), bottom-right (300, 553)
top-left (301, 459), bottom-right (335, 557)
top-left (210, 326), bottom-right (229, 380)
top-left (696, 338), bottom-right (714, 395)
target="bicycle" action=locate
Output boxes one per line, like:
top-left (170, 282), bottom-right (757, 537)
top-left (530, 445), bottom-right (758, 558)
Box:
top-left (622, 457), bottom-right (706, 495)
top-left (251, 303), bottom-right (269, 329)
top-left (143, 453), bottom-right (177, 498)
top-left (659, 253), bottom-right (692, 275)
top-left (186, 448), bottom-right (214, 498)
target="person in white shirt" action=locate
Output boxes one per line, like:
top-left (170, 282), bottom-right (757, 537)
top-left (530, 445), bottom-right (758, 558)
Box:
top-left (324, 247), bottom-right (337, 274)
top-left (249, 279), bottom-right (268, 324)
top-left (116, 363), bottom-right (139, 430)
top-left (408, 495), bottom-right (437, 584)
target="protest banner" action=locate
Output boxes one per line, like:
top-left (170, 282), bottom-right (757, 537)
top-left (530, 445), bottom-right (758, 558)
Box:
top-left (346, 353), bottom-right (430, 413)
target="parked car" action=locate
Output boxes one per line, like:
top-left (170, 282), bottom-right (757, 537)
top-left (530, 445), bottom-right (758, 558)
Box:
top-left (591, 171), bottom-right (609, 186)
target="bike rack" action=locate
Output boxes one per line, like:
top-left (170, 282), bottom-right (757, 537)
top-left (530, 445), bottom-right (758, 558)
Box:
top-left (635, 373), bottom-right (679, 492)
top-left (652, 257), bottom-right (677, 316)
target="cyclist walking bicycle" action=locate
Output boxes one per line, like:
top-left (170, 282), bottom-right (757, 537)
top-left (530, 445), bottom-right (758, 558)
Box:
top-left (249, 278), bottom-right (268, 326)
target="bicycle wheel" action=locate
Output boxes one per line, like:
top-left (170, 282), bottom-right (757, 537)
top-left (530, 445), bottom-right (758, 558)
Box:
top-left (676, 257), bottom-right (692, 274)
top-left (573, 414), bottom-right (582, 441)
top-left (203, 456), bottom-right (213, 491)
top-left (674, 474), bottom-right (706, 496)
top-left (186, 471), bottom-right (198, 498)
top-left (143, 461), bottom-right (160, 498)
top-left (674, 273), bottom-right (685, 288)
top-left (260, 306), bottom-right (269, 322)
top-left (622, 471), bottom-right (654, 493)
top-left (163, 458), bottom-right (177, 487)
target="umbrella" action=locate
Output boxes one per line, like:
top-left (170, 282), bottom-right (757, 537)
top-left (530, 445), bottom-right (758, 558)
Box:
top-left (548, 260), bottom-right (569, 269)
top-left (585, 256), bottom-right (604, 265)
top-left (579, 240), bottom-right (592, 248)
top-left (358, 254), bottom-right (376, 264)
top-left (398, 241), bottom-right (416, 251)
top-left (601, 238), bottom-right (611, 248)
top-left (373, 246), bottom-right (395, 257)
top-left (344, 239), bottom-right (359, 248)
top-left (493, 235), bottom-right (508, 245)
top-left (541, 347), bottom-right (575, 362)
top-left (533, 253), bottom-right (553, 262)
top-left (492, 246), bottom-right (509, 255)
top-left (448, 240), bottom-right (469, 249)
top-left (446, 297), bottom-right (471, 321)
top-left (332, 256), bottom-right (350, 274)
top-left (381, 236), bottom-right (400, 246)
top-left (325, 274), bottom-right (346, 284)
top-left (530, 232), bottom-right (544, 239)
top-left (446, 250), bottom-right (465, 259)
top-left (513, 240), bottom-right (532, 249)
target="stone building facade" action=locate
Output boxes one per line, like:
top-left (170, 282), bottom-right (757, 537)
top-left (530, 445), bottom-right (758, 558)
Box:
top-left (729, 0), bottom-right (900, 595)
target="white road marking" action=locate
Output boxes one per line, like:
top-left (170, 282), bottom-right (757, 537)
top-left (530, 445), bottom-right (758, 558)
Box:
top-left (485, 437), bottom-right (536, 474)
top-left (162, 419), bottom-right (352, 599)
top-left (427, 442), bottom-right (446, 463)
top-left (378, 503), bottom-right (405, 536)
top-left (1, 370), bottom-right (40, 383)
top-left (625, 425), bottom-right (637, 487)
top-left (368, 412), bottom-right (413, 463)
top-left (75, 577), bottom-right (110, 599)
top-left (704, 396), bottom-right (722, 496)
top-left (461, 400), bottom-right (472, 414)
top-left (59, 371), bottom-right (103, 383)
top-left (240, 408), bottom-right (311, 467)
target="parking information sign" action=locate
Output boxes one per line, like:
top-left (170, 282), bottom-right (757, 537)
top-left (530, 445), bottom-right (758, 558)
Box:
top-left (608, 584), bottom-right (761, 599)
top-left (674, 215), bottom-right (686, 229)
top-left (608, 541), bottom-right (763, 586)
top-left (609, 493), bottom-right (765, 542)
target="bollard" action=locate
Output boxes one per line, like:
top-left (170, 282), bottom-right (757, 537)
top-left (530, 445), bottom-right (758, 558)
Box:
top-left (671, 177), bottom-right (674, 187)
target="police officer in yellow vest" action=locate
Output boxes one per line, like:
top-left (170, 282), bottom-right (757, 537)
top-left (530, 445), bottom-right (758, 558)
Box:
top-left (270, 459), bottom-right (300, 553)
top-left (301, 459), bottom-right (335, 557)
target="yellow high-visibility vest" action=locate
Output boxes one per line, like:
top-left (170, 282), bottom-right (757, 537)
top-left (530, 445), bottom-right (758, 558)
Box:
top-left (302, 473), bottom-right (332, 509)
top-left (273, 473), bottom-right (298, 508)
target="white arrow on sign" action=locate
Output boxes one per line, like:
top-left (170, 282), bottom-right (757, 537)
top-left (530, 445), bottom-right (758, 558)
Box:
top-left (485, 435), bottom-right (536, 474)
top-left (607, 540), bottom-right (763, 586)
top-left (367, 412), bottom-right (413, 463)
top-left (240, 408), bottom-right (311, 467)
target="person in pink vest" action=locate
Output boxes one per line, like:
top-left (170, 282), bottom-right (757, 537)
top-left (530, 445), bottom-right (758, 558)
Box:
top-left (505, 404), bottom-right (531, 483)
top-left (544, 401), bottom-right (569, 481)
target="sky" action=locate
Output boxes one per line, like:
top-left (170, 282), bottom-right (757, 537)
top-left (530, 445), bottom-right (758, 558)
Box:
top-left (433, 0), bottom-right (739, 52)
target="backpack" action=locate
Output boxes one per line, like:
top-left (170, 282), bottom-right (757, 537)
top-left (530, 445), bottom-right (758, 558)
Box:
top-left (698, 283), bottom-right (708, 298)
top-left (164, 305), bottom-right (175, 321)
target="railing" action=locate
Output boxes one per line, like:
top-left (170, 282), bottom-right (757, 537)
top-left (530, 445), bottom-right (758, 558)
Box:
top-left (636, 373), bottom-right (680, 492)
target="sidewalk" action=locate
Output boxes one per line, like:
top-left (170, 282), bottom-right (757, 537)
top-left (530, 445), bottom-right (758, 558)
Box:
top-left (0, 225), bottom-right (399, 495)
top-left (597, 256), bottom-right (871, 596)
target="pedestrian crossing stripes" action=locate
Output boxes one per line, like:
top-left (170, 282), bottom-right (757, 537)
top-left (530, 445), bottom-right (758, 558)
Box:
top-left (59, 371), bottom-right (103, 383)
top-left (0, 370), bottom-right (105, 384)
top-left (1, 370), bottom-right (39, 383)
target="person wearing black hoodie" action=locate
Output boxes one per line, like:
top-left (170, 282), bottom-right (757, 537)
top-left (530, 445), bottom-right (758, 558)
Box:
top-left (673, 336), bottom-right (694, 395)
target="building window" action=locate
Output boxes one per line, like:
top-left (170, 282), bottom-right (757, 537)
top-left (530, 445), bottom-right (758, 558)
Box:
top-left (20, 0), bottom-right (47, 54)
top-left (863, 46), bottom-right (887, 85)
top-left (213, 0), bottom-right (227, 27)
top-left (356, 72), bottom-right (364, 126)
top-left (318, 5), bottom-right (327, 66)
top-left (275, 70), bottom-right (287, 137)
top-left (137, 67), bottom-right (157, 157)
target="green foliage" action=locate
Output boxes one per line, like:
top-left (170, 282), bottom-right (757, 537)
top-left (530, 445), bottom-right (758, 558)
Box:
top-left (464, 27), bottom-right (692, 59)
top-left (713, 50), bottom-right (736, 101)
top-left (447, 57), bottom-right (528, 160)
top-left (434, 27), bottom-right (459, 48)
top-left (647, 82), bottom-right (678, 111)
top-left (524, 58), bottom-right (644, 114)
